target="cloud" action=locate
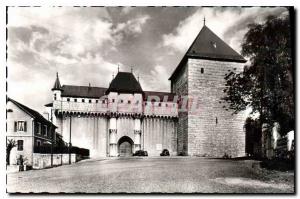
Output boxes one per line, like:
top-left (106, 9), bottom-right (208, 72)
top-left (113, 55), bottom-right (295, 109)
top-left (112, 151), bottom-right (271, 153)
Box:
top-left (161, 7), bottom-right (288, 54)
top-left (113, 15), bottom-right (150, 42)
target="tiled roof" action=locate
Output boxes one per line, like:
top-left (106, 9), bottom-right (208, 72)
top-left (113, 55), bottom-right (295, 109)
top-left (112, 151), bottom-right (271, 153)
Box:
top-left (144, 91), bottom-right (176, 102)
top-left (105, 72), bottom-right (143, 94)
top-left (7, 97), bottom-right (56, 128)
top-left (169, 25), bottom-right (246, 80)
top-left (61, 85), bottom-right (107, 99)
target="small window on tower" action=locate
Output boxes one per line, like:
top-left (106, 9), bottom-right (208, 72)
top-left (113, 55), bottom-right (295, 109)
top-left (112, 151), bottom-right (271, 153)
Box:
top-left (120, 100), bottom-right (123, 103)
top-left (112, 99), bottom-right (115, 103)
top-left (201, 68), bottom-right (204, 74)
top-left (74, 99), bottom-right (77, 102)
top-left (82, 99), bottom-right (85, 103)
top-left (96, 100), bottom-right (98, 103)
top-left (67, 98), bottom-right (70, 102)
top-left (89, 99), bottom-right (92, 103)
top-left (158, 103), bottom-right (161, 107)
top-left (128, 100), bottom-right (131, 104)
top-left (54, 94), bottom-right (57, 100)
top-left (102, 100), bottom-right (105, 104)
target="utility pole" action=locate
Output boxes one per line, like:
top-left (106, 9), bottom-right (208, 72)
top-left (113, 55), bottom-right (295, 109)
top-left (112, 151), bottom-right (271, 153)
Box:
top-left (69, 115), bottom-right (72, 164)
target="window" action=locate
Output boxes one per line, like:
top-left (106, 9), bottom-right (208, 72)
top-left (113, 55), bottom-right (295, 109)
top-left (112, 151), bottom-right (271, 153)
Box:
top-left (44, 125), bottom-right (47, 136)
top-left (136, 100), bottom-right (139, 104)
top-left (89, 99), bottom-right (92, 103)
top-left (54, 94), bottom-right (57, 100)
top-left (158, 103), bottom-right (162, 107)
top-left (74, 98), bottom-right (77, 102)
top-left (38, 123), bottom-right (41, 134)
top-left (112, 99), bottom-right (115, 103)
top-left (201, 68), bottom-right (204, 74)
top-left (120, 100), bottom-right (123, 103)
top-left (216, 117), bottom-right (218, 125)
top-left (166, 104), bottom-right (168, 107)
top-left (102, 100), bottom-right (105, 104)
top-left (67, 98), bottom-right (70, 102)
top-left (145, 102), bottom-right (147, 106)
top-left (128, 100), bottom-right (131, 104)
top-left (82, 99), bottom-right (85, 103)
top-left (17, 140), bottom-right (23, 151)
top-left (14, 121), bottom-right (27, 132)
top-left (37, 140), bottom-right (41, 148)
top-left (96, 100), bottom-right (98, 103)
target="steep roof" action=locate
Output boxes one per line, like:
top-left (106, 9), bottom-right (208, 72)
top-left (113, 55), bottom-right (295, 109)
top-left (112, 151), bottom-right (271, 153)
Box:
top-left (7, 97), bottom-right (57, 128)
top-left (169, 25), bottom-right (246, 80)
top-left (61, 85), bottom-right (107, 99)
top-left (105, 72), bottom-right (143, 94)
top-left (144, 91), bottom-right (176, 102)
top-left (52, 72), bottom-right (62, 91)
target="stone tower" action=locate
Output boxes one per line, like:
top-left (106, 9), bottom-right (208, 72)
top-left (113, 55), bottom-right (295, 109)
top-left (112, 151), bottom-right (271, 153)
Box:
top-left (169, 24), bottom-right (248, 157)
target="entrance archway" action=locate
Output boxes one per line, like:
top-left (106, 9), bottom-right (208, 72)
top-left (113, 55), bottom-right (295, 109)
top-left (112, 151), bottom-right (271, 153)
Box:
top-left (118, 136), bottom-right (134, 157)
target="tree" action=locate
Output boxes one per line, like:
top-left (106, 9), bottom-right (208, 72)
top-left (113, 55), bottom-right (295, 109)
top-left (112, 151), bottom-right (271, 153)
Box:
top-left (6, 139), bottom-right (16, 165)
top-left (223, 15), bottom-right (294, 136)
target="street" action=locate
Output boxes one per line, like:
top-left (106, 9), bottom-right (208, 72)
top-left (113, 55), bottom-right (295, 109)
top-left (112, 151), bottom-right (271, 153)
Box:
top-left (7, 157), bottom-right (294, 193)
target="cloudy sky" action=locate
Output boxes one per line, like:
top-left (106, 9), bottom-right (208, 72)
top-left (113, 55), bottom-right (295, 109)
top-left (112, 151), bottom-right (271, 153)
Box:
top-left (7, 6), bottom-right (288, 113)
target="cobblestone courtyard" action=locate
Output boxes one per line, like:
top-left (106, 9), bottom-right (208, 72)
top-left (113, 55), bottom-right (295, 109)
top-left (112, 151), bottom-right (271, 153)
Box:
top-left (7, 157), bottom-right (294, 193)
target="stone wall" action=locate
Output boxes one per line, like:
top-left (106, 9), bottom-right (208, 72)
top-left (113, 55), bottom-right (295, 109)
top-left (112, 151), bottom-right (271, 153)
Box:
top-left (142, 117), bottom-right (177, 156)
top-left (187, 58), bottom-right (247, 157)
top-left (32, 153), bottom-right (77, 169)
top-left (171, 62), bottom-right (188, 155)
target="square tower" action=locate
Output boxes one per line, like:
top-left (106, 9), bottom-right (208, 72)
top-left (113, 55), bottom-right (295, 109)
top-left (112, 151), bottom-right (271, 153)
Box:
top-left (170, 25), bottom-right (248, 157)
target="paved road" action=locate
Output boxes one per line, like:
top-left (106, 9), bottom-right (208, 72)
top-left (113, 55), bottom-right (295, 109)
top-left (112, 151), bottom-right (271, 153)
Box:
top-left (7, 157), bottom-right (294, 193)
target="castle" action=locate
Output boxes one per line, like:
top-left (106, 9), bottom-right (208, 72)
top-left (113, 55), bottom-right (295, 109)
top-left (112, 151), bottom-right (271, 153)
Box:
top-left (45, 24), bottom-right (248, 158)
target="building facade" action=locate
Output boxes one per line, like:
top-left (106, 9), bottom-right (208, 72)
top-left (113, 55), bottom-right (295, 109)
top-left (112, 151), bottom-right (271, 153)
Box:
top-left (7, 98), bottom-right (57, 166)
top-left (46, 24), bottom-right (248, 158)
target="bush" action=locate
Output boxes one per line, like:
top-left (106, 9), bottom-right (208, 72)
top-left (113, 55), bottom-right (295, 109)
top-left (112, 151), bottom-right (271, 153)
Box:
top-left (160, 149), bottom-right (170, 156)
top-left (133, 150), bottom-right (148, 156)
top-left (34, 145), bottom-right (89, 157)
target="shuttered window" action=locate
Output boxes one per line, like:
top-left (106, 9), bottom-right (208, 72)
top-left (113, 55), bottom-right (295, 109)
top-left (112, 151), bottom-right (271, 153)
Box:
top-left (15, 121), bottom-right (27, 132)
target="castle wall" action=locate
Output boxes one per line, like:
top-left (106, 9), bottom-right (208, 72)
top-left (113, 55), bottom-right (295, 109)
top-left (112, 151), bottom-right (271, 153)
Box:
top-left (171, 61), bottom-right (188, 155)
top-left (187, 58), bottom-right (247, 157)
top-left (142, 117), bottom-right (177, 156)
top-left (59, 115), bottom-right (108, 158)
top-left (116, 117), bottom-right (135, 142)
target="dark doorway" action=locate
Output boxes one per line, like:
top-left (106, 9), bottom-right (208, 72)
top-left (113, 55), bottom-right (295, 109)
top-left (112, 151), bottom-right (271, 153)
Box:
top-left (118, 136), bottom-right (133, 157)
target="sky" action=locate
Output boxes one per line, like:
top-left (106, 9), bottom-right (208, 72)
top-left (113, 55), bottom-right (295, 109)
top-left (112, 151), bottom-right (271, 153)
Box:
top-left (7, 6), bottom-right (289, 113)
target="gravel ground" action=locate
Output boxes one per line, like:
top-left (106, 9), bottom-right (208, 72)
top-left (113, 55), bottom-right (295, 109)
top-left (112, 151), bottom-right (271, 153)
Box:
top-left (7, 157), bottom-right (295, 193)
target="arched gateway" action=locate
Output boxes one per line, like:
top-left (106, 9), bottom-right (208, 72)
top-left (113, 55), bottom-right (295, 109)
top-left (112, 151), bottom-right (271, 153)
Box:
top-left (118, 136), bottom-right (134, 157)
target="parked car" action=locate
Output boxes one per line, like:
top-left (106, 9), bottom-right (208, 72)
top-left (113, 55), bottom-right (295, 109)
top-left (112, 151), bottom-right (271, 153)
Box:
top-left (133, 150), bottom-right (148, 156)
top-left (160, 149), bottom-right (170, 156)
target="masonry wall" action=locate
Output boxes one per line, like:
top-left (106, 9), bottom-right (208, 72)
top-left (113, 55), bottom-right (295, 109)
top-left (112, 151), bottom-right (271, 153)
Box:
top-left (187, 58), bottom-right (248, 157)
top-left (171, 62), bottom-right (188, 155)
top-left (142, 117), bottom-right (177, 156)
top-left (59, 115), bottom-right (108, 158)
